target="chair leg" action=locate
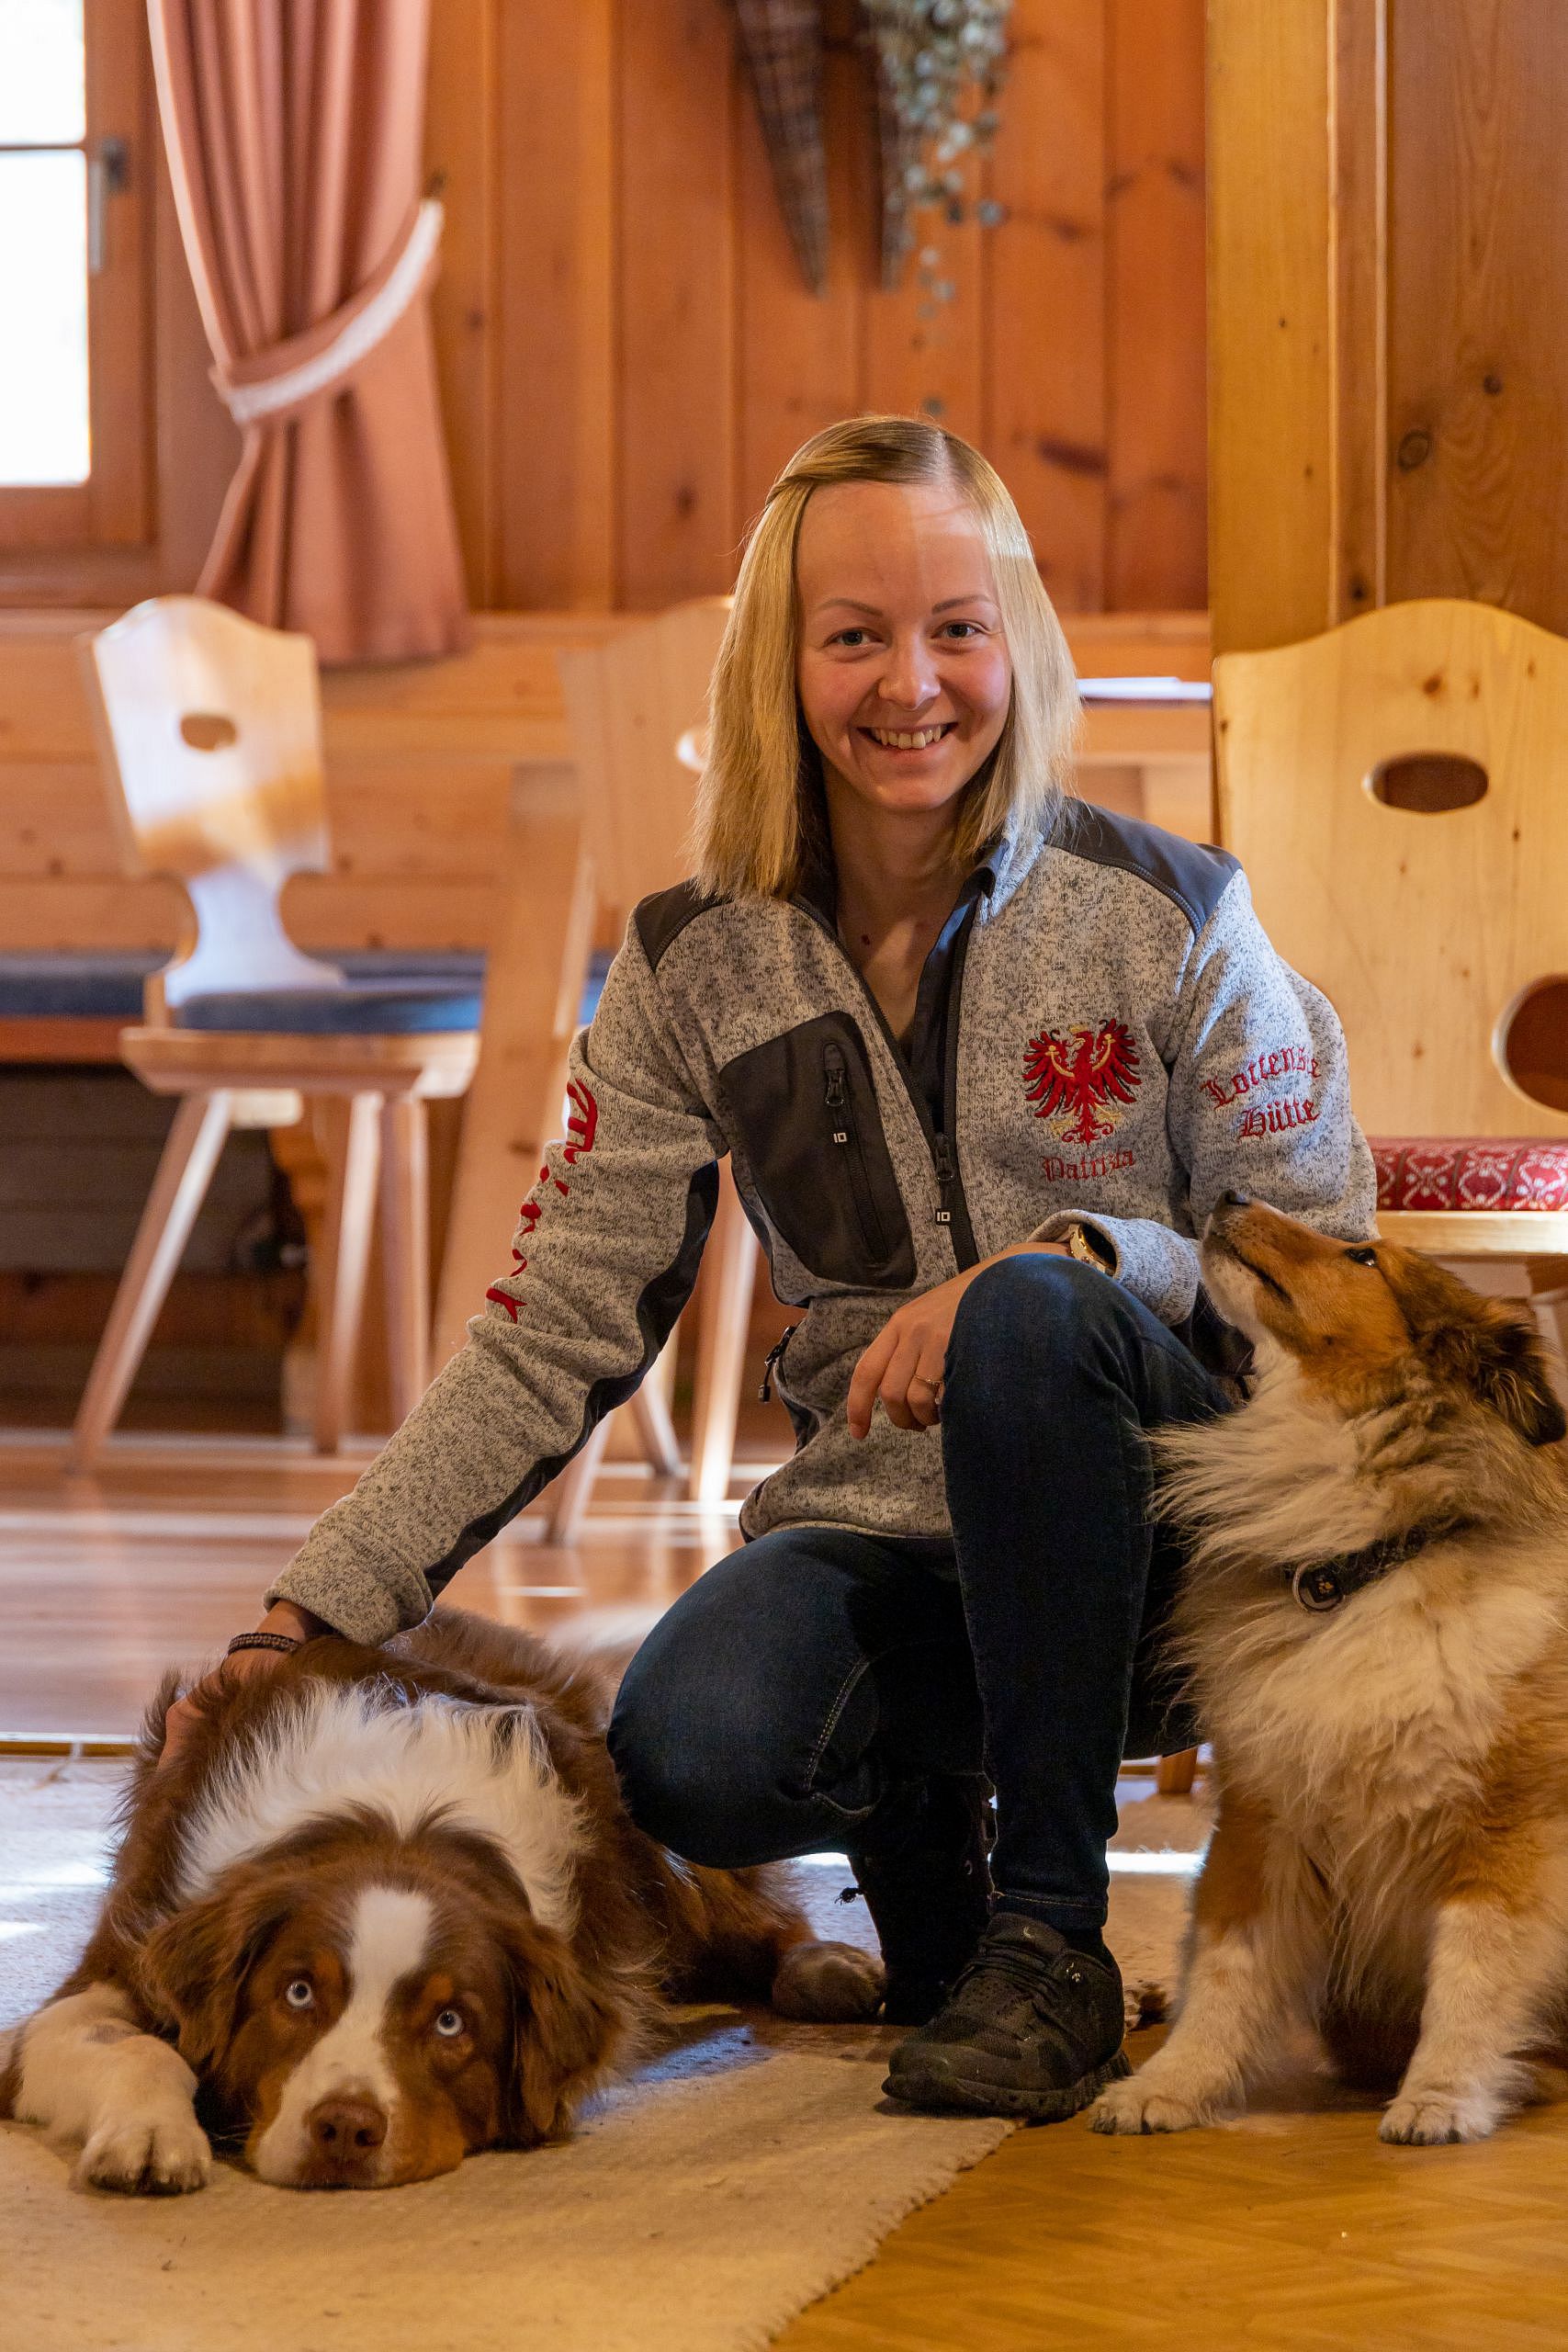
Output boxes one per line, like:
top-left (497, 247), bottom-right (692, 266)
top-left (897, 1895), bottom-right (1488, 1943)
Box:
top-left (688, 1165), bottom-right (758, 1505)
top-left (628, 1348), bottom-right (682, 1478)
top-left (1156, 1748), bottom-right (1200, 1796)
top-left (547, 1417), bottom-right (613, 1545)
top-left (71, 1092), bottom-right (234, 1471)
top-left (380, 1095), bottom-right (431, 1429)
top-left (312, 1092), bottom-right (383, 1456)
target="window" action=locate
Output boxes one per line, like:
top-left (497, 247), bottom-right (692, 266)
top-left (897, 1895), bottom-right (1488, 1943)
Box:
top-left (0, 0), bottom-right (151, 549)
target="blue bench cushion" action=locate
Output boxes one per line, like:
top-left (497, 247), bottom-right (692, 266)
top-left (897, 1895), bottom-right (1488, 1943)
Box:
top-left (0, 954), bottom-right (164, 1019)
top-left (0, 949), bottom-right (610, 1034)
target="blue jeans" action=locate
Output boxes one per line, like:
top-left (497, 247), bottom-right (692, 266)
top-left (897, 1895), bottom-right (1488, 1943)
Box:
top-left (608, 1256), bottom-right (1232, 1932)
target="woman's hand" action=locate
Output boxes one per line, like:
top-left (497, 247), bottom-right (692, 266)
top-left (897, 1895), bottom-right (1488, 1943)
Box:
top-left (157, 1600), bottom-right (334, 1772)
top-left (846, 1240), bottom-right (1072, 1440)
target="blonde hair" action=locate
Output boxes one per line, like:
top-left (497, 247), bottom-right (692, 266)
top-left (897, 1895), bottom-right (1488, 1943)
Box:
top-left (694, 414), bottom-right (1079, 900)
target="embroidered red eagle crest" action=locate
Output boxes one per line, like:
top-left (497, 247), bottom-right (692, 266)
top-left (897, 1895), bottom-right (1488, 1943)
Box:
top-left (1023, 1020), bottom-right (1142, 1148)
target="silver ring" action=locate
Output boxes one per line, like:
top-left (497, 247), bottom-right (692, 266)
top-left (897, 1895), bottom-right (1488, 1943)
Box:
top-left (912, 1374), bottom-right (941, 1392)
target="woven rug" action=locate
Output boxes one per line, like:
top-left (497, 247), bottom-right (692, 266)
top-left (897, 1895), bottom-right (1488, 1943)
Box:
top-left (0, 1758), bottom-right (1207, 2352)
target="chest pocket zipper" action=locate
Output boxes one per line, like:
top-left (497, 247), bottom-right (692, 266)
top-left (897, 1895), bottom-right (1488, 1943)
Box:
top-left (824, 1040), bottom-right (892, 1265)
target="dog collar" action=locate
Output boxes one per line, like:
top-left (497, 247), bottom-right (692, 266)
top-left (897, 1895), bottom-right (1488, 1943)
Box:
top-left (1288, 1517), bottom-right (1475, 1613)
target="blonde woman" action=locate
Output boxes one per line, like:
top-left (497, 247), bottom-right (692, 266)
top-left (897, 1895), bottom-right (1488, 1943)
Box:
top-left (182, 417), bottom-right (1374, 2122)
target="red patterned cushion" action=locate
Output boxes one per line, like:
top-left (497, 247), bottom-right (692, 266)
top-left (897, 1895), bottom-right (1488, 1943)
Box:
top-left (1372, 1140), bottom-right (1568, 1214)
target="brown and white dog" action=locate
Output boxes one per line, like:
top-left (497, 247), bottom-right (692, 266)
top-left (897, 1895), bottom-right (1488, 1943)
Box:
top-left (1091, 1193), bottom-right (1568, 2146)
top-left (0, 1611), bottom-right (882, 2192)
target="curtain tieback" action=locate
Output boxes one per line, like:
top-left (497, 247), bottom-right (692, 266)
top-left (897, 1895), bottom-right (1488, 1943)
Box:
top-left (212, 199), bottom-right (444, 429)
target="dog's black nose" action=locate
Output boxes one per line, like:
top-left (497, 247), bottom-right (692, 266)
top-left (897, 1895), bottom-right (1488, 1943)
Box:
top-left (1216, 1189), bottom-right (1253, 1209)
top-left (309, 2096), bottom-right (388, 2156)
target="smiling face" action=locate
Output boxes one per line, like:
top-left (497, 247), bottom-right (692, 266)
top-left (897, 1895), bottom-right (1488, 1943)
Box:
top-left (794, 478), bottom-right (1012, 843)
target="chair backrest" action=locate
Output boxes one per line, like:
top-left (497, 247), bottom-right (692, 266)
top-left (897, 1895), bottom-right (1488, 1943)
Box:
top-left (79, 595), bottom-right (343, 1012)
top-left (1213, 597), bottom-right (1568, 1139)
top-left (556, 598), bottom-right (731, 921)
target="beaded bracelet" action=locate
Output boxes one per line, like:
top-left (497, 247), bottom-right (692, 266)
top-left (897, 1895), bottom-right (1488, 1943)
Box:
top-left (226, 1631), bottom-right (303, 1658)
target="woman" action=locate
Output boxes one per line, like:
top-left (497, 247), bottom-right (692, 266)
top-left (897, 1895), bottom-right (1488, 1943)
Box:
top-left (181, 416), bottom-right (1375, 2123)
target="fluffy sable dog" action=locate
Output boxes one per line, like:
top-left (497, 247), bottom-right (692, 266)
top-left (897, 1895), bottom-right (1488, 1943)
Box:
top-left (0, 1611), bottom-right (883, 2192)
top-left (1091, 1192), bottom-right (1568, 2147)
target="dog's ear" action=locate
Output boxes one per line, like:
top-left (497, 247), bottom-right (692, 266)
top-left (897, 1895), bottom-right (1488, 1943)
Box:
top-left (1425, 1296), bottom-right (1567, 1449)
top-left (137, 1876), bottom-right (287, 2075)
top-left (498, 1911), bottom-right (632, 2146)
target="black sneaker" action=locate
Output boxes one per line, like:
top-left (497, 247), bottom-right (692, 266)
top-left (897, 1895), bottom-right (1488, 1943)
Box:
top-left (848, 1775), bottom-right (994, 2027)
top-left (883, 1913), bottom-right (1129, 2120)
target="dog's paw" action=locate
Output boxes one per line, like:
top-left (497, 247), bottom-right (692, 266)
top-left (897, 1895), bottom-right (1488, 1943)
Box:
top-left (772, 1939), bottom-right (886, 2023)
top-left (1378, 2087), bottom-right (1498, 2146)
top-left (73, 2109), bottom-right (212, 2196)
top-left (1089, 2071), bottom-right (1219, 2136)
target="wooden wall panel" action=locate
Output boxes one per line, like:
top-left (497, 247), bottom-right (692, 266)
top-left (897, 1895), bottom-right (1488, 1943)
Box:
top-left (615, 0), bottom-right (741, 607)
top-left (1212, 0), bottom-right (1568, 652)
top-left (425, 0), bottom-right (1206, 616)
top-left (425, 0), bottom-right (499, 608)
top-left (734, 6), bottom-right (868, 527)
top-left (2, 2), bottom-right (1206, 624)
top-left (492, 0), bottom-right (615, 609)
top-left (1385, 0), bottom-right (1568, 625)
top-left (1207, 0), bottom-right (1335, 655)
top-left (1107, 0), bottom-right (1207, 609)
top-left (985, 0), bottom-right (1109, 614)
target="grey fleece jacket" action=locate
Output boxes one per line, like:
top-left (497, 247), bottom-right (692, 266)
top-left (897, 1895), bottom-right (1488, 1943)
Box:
top-left (270, 802), bottom-right (1376, 1645)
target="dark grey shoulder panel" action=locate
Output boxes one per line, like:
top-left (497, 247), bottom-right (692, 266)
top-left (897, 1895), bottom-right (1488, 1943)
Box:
top-left (634, 880), bottom-right (726, 972)
top-left (1055, 801), bottom-right (1239, 934)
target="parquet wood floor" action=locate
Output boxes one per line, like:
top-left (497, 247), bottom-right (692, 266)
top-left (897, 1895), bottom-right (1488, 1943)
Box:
top-left (7, 1431), bottom-right (1568, 2348)
top-left (0, 1428), bottom-right (747, 1737)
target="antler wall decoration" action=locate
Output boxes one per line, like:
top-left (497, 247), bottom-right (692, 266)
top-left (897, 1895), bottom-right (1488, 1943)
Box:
top-left (730, 0), bottom-right (1011, 301)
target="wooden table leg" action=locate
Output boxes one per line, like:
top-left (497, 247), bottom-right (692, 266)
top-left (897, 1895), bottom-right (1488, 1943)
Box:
top-left (313, 1091), bottom-right (382, 1455)
top-left (688, 1164), bottom-right (757, 1504)
top-left (1156, 1748), bottom-right (1200, 1795)
top-left (546, 1417), bottom-right (613, 1545)
top-left (380, 1094), bottom-right (431, 1429)
top-left (71, 1091), bottom-right (235, 1471)
top-left (629, 1347), bottom-right (682, 1478)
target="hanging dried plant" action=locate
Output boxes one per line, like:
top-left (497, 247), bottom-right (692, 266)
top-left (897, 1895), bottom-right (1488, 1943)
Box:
top-left (863, 0), bottom-right (1011, 295)
top-left (733, 0), bottom-right (830, 296)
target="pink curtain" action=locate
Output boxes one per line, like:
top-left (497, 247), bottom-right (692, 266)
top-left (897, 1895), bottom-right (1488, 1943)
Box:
top-left (147, 1), bottom-right (469, 663)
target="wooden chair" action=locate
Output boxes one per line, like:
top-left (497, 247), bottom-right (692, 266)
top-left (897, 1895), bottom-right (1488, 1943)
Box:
top-left (1213, 598), bottom-right (1568, 1304)
top-left (70, 596), bottom-right (479, 1469)
top-left (542, 597), bottom-right (761, 1531)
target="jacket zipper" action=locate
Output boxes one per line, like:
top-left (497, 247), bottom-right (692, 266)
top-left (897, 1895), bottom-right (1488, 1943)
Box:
top-left (823, 1039), bottom-right (893, 1264)
top-left (793, 900), bottom-right (981, 1272)
top-left (759, 1321), bottom-right (800, 1404)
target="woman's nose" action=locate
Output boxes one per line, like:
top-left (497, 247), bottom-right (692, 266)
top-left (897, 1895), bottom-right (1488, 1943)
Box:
top-left (877, 637), bottom-right (940, 708)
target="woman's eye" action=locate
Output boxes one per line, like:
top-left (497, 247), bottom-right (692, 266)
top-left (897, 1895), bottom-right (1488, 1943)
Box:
top-left (829, 628), bottom-right (869, 648)
top-left (940, 620), bottom-right (982, 638)
top-left (433, 2007), bottom-right (466, 2039)
top-left (283, 1979), bottom-right (314, 2011)
top-left (1346, 1247), bottom-right (1379, 1267)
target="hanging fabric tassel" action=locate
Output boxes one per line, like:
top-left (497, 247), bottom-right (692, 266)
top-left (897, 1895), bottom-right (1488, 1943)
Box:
top-left (734, 0), bottom-right (831, 297)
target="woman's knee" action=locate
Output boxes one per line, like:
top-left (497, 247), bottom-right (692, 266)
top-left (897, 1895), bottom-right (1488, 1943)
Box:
top-left (608, 1646), bottom-right (782, 1868)
top-left (945, 1250), bottom-right (1117, 1392)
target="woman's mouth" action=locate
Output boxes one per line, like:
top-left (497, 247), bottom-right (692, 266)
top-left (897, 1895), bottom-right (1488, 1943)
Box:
top-left (859, 722), bottom-right (956, 752)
